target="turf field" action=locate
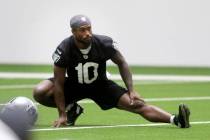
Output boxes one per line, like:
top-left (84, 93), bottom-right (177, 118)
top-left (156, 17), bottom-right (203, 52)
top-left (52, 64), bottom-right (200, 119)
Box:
top-left (0, 64), bottom-right (210, 140)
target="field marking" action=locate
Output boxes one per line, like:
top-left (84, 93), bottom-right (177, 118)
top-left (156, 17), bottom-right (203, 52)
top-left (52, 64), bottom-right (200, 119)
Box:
top-left (0, 80), bottom-right (204, 90)
top-left (1, 72), bottom-right (210, 81)
top-left (0, 72), bottom-right (53, 79)
top-left (0, 82), bottom-right (173, 89)
top-left (1, 96), bottom-right (210, 106)
top-left (77, 96), bottom-right (210, 104)
top-left (30, 121), bottom-right (210, 132)
top-left (0, 77), bottom-right (209, 90)
top-left (0, 84), bottom-right (35, 89)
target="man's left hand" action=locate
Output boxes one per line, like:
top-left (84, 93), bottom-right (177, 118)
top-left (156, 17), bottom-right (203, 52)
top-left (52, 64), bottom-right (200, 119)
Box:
top-left (128, 91), bottom-right (141, 105)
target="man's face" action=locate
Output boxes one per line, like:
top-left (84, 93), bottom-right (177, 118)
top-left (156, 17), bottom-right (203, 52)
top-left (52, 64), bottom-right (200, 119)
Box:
top-left (72, 25), bottom-right (92, 45)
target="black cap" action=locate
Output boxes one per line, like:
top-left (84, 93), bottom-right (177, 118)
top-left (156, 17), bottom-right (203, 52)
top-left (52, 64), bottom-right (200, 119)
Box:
top-left (70, 15), bottom-right (91, 29)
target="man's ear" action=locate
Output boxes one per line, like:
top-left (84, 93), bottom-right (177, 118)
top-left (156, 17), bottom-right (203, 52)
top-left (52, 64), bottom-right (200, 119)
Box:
top-left (71, 28), bottom-right (76, 34)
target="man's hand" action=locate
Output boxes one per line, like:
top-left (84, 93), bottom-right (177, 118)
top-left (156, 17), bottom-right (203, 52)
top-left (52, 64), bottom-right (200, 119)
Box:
top-left (53, 114), bottom-right (67, 127)
top-left (128, 91), bottom-right (141, 105)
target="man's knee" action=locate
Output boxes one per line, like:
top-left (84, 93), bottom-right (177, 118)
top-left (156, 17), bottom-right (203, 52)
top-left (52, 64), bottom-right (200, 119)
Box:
top-left (131, 99), bottom-right (145, 109)
top-left (127, 99), bottom-right (146, 114)
top-left (117, 94), bottom-right (146, 113)
top-left (33, 85), bottom-right (52, 102)
top-left (33, 80), bottom-right (54, 102)
top-left (33, 85), bottom-right (45, 102)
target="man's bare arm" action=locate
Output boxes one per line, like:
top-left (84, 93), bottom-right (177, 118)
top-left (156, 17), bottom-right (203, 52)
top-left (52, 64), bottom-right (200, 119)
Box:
top-left (53, 65), bottom-right (67, 127)
top-left (111, 50), bottom-right (133, 92)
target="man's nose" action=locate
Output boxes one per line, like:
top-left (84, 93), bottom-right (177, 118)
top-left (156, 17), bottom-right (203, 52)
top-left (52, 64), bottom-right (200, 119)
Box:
top-left (85, 30), bottom-right (91, 37)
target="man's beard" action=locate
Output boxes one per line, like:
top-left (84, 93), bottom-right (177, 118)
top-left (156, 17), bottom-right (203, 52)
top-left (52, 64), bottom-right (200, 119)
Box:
top-left (76, 37), bottom-right (91, 46)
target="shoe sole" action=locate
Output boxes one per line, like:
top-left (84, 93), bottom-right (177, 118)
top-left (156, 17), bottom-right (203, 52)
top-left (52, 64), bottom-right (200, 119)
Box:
top-left (179, 104), bottom-right (191, 128)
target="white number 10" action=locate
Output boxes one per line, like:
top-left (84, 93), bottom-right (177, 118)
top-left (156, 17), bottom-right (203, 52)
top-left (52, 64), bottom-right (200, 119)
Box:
top-left (75, 62), bottom-right (99, 84)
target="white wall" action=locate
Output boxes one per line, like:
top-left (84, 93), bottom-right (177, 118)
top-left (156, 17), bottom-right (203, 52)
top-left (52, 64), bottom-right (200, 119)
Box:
top-left (0, 0), bottom-right (210, 66)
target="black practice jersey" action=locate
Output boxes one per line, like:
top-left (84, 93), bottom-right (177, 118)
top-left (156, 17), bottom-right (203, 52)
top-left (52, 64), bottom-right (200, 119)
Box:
top-left (52, 34), bottom-right (117, 85)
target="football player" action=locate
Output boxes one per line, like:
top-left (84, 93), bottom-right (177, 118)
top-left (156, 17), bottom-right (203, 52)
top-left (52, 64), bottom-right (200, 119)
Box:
top-left (33, 15), bottom-right (190, 128)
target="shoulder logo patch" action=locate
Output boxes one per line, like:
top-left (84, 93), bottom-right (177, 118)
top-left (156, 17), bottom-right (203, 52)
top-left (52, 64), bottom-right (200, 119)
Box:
top-left (52, 49), bottom-right (62, 63)
top-left (112, 41), bottom-right (119, 50)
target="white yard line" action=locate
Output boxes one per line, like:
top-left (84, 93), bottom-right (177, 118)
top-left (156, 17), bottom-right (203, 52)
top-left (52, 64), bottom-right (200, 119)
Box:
top-left (0, 84), bottom-right (35, 89)
top-left (111, 74), bottom-right (210, 81)
top-left (0, 80), bottom-right (201, 90)
top-left (78, 96), bottom-right (210, 103)
top-left (0, 72), bottom-right (53, 79)
top-left (0, 72), bottom-right (210, 81)
top-left (30, 121), bottom-right (210, 131)
top-left (1, 96), bottom-right (210, 106)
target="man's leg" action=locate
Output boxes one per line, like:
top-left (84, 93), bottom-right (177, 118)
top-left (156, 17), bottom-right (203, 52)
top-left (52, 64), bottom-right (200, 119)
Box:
top-left (33, 79), bottom-right (83, 126)
top-left (117, 93), bottom-right (190, 128)
top-left (33, 80), bottom-right (56, 107)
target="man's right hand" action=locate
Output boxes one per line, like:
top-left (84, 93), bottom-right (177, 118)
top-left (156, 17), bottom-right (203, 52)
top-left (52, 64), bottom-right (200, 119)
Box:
top-left (53, 114), bottom-right (67, 127)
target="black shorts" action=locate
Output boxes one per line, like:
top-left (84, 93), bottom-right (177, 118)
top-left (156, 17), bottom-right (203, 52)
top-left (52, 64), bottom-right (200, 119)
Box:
top-left (48, 78), bottom-right (127, 110)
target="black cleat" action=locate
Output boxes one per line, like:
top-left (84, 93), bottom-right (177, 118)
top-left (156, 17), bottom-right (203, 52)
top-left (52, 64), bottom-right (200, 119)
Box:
top-left (174, 104), bottom-right (191, 128)
top-left (66, 103), bottom-right (84, 126)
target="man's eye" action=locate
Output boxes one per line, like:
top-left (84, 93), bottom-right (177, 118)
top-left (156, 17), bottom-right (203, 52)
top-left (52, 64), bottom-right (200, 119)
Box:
top-left (80, 29), bottom-right (85, 32)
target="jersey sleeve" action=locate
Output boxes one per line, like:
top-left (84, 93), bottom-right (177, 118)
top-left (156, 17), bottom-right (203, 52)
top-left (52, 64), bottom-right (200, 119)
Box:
top-left (103, 39), bottom-right (118, 60)
top-left (52, 43), bottom-right (67, 68)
